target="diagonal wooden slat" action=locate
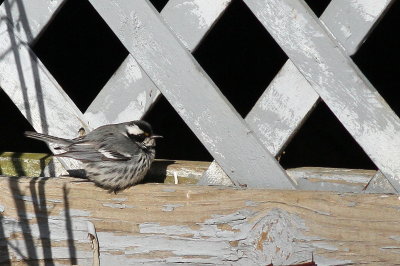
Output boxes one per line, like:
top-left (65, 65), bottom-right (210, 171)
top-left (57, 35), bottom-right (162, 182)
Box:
top-left (88, 0), bottom-right (296, 189)
top-left (241, 0), bottom-right (400, 192)
top-left (0, 0), bottom-right (90, 172)
top-left (201, 0), bottom-right (395, 186)
top-left (161, 0), bottom-right (232, 51)
top-left (0, 0), bottom-right (67, 43)
top-left (85, 0), bottom-right (233, 128)
top-left (0, 21), bottom-right (88, 170)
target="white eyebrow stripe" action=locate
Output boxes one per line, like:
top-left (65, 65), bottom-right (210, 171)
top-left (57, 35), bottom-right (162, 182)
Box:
top-left (126, 125), bottom-right (144, 135)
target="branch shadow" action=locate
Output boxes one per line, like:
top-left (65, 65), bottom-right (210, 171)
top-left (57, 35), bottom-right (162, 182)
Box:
top-left (2, 175), bottom-right (79, 264)
top-left (63, 184), bottom-right (77, 265)
top-left (0, 0), bottom-right (76, 264)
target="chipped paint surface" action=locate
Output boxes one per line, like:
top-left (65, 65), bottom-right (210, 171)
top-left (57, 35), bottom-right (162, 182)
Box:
top-left (1, 179), bottom-right (399, 264)
top-left (162, 0), bottom-right (231, 50)
top-left (89, 0), bottom-right (295, 189)
top-left (0, 23), bottom-right (87, 171)
top-left (177, 0), bottom-right (230, 29)
top-left (85, 56), bottom-right (159, 127)
top-left (238, 0), bottom-right (400, 191)
top-left (0, 0), bottom-right (66, 43)
top-left (350, 0), bottom-right (390, 21)
top-left (201, 0), bottom-right (394, 186)
top-left (102, 203), bottom-right (134, 209)
top-left (161, 204), bottom-right (184, 212)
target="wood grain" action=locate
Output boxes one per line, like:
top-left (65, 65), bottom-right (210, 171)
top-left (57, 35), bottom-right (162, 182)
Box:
top-left (0, 176), bottom-right (399, 265)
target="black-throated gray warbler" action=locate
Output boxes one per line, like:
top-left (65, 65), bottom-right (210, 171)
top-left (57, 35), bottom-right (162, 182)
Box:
top-left (25, 120), bottom-right (162, 192)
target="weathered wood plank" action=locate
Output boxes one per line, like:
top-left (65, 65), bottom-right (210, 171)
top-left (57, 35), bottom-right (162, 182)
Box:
top-left (0, 23), bottom-right (88, 171)
top-left (240, 0), bottom-right (400, 191)
top-left (1, 151), bottom-right (396, 193)
top-left (85, 0), bottom-right (233, 128)
top-left (1, 177), bottom-right (399, 265)
top-left (0, 0), bottom-right (67, 43)
top-left (0, 152), bottom-right (210, 184)
top-left (201, 0), bottom-right (394, 186)
top-left (88, 0), bottom-right (295, 189)
top-left (364, 170), bottom-right (398, 194)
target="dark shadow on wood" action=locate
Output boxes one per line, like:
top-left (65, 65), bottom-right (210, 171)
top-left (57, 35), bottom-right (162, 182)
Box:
top-left (29, 177), bottom-right (54, 266)
top-left (7, 177), bottom-right (38, 265)
top-left (63, 184), bottom-right (77, 265)
top-left (144, 160), bottom-right (176, 183)
top-left (0, 214), bottom-right (11, 265)
top-left (9, 153), bottom-right (26, 177)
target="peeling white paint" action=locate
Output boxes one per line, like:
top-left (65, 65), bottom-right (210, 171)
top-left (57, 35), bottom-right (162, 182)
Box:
top-left (59, 209), bottom-right (91, 217)
top-left (112, 197), bottom-right (128, 201)
top-left (162, 203), bottom-right (184, 212)
top-left (123, 57), bottom-right (143, 84)
top-left (102, 203), bottom-right (134, 209)
top-left (178, 0), bottom-right (230, 29)
top-left (340, 25), bottom-right (352, 39)
top-left (350, 0), bottom-right (390, 22)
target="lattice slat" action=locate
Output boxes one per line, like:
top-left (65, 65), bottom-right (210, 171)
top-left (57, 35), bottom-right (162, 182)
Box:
top-left (201, 0), bottom-right (395, 191)
top-left (85, 0), bottom-right (233, 128)
top-left (241, 0), bottom-right (400, 192)
top-left (0, 0), bottom-right (398, 192)
top-left (88, 0), bottom-right (296, 189)
top-left (0, 0), bottom-right (66, 43)
top-left (0, 23), bottom-right (87, 170)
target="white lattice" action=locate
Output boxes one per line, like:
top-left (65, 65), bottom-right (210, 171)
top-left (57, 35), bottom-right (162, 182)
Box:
top-left (0, 0), bottom-right (398, 192)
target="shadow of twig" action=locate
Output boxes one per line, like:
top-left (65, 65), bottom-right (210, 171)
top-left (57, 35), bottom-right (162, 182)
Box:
top-left (2, 0), bottom-right (56, 263)
top-left (8, 177), bottom-right (39, 265)
top-left (63, 184), bottom-right (77, 265)
top-left (29, 177), bottom-right (54, 266)
top-left (0, 213), bottom-right (11, 265)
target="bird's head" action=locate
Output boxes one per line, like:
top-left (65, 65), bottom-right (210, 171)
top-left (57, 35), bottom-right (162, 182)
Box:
top-left (125, 120), bottom-right (162, 148)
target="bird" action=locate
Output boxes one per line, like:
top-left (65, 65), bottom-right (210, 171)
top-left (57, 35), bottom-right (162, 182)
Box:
top-left (25, 120), bottom-right (162, 193)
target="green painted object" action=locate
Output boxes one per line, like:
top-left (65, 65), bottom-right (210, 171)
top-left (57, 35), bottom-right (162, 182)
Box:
top-left (0, 152), bottom-right (53, 177)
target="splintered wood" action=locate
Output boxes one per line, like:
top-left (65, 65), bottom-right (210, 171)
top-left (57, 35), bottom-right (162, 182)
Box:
top-left (0, 176), bottom-right (399, 265)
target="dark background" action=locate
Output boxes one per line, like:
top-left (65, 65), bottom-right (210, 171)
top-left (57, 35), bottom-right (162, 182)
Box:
top-left (1, 0), bottom-right (399, 170)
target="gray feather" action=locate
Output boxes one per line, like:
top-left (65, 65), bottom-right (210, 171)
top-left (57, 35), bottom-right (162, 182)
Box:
top-left (24, 131), bottom-right (73, 146)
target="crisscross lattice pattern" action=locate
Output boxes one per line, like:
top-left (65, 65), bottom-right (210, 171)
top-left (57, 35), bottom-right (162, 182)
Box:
top-left (0, 0), bottom-right (399, 192)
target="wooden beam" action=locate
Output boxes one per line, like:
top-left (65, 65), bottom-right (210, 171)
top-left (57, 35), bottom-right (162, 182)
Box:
top-left (88, 0), bottom-right (295, 189)
top-left (0, 177), bottom-right (399, 264)
top-left (1, 152), bottom-right (397, 193)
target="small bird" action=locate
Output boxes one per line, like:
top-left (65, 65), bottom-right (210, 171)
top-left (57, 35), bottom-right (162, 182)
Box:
top-left (25, 120), bottom-right (162, 192)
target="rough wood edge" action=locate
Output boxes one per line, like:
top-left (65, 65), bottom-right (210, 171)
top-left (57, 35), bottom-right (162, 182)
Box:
top-left (1, 152), bottom-right (397, 193)
top-left (0, 178), bottom-right (399, 264)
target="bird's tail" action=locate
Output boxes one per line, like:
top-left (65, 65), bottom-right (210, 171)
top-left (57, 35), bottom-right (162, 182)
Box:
top-left (24, 131), bottom-right (73, 147)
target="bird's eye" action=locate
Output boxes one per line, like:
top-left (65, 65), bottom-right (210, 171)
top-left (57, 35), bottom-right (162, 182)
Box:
top-left (132, 133), bottom-right (146, 142)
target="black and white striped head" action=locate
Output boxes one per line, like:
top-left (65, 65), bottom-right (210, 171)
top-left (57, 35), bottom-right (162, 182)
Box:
top-left (125, 121), bottom-right (162, 148)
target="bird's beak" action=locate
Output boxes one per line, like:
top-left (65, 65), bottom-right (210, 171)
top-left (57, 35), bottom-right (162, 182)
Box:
top-left (150, 135), bottom-right (163, 139)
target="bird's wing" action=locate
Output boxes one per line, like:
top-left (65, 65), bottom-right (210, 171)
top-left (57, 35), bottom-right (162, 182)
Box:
top-left (57, 133), bottom-right (136, 162)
